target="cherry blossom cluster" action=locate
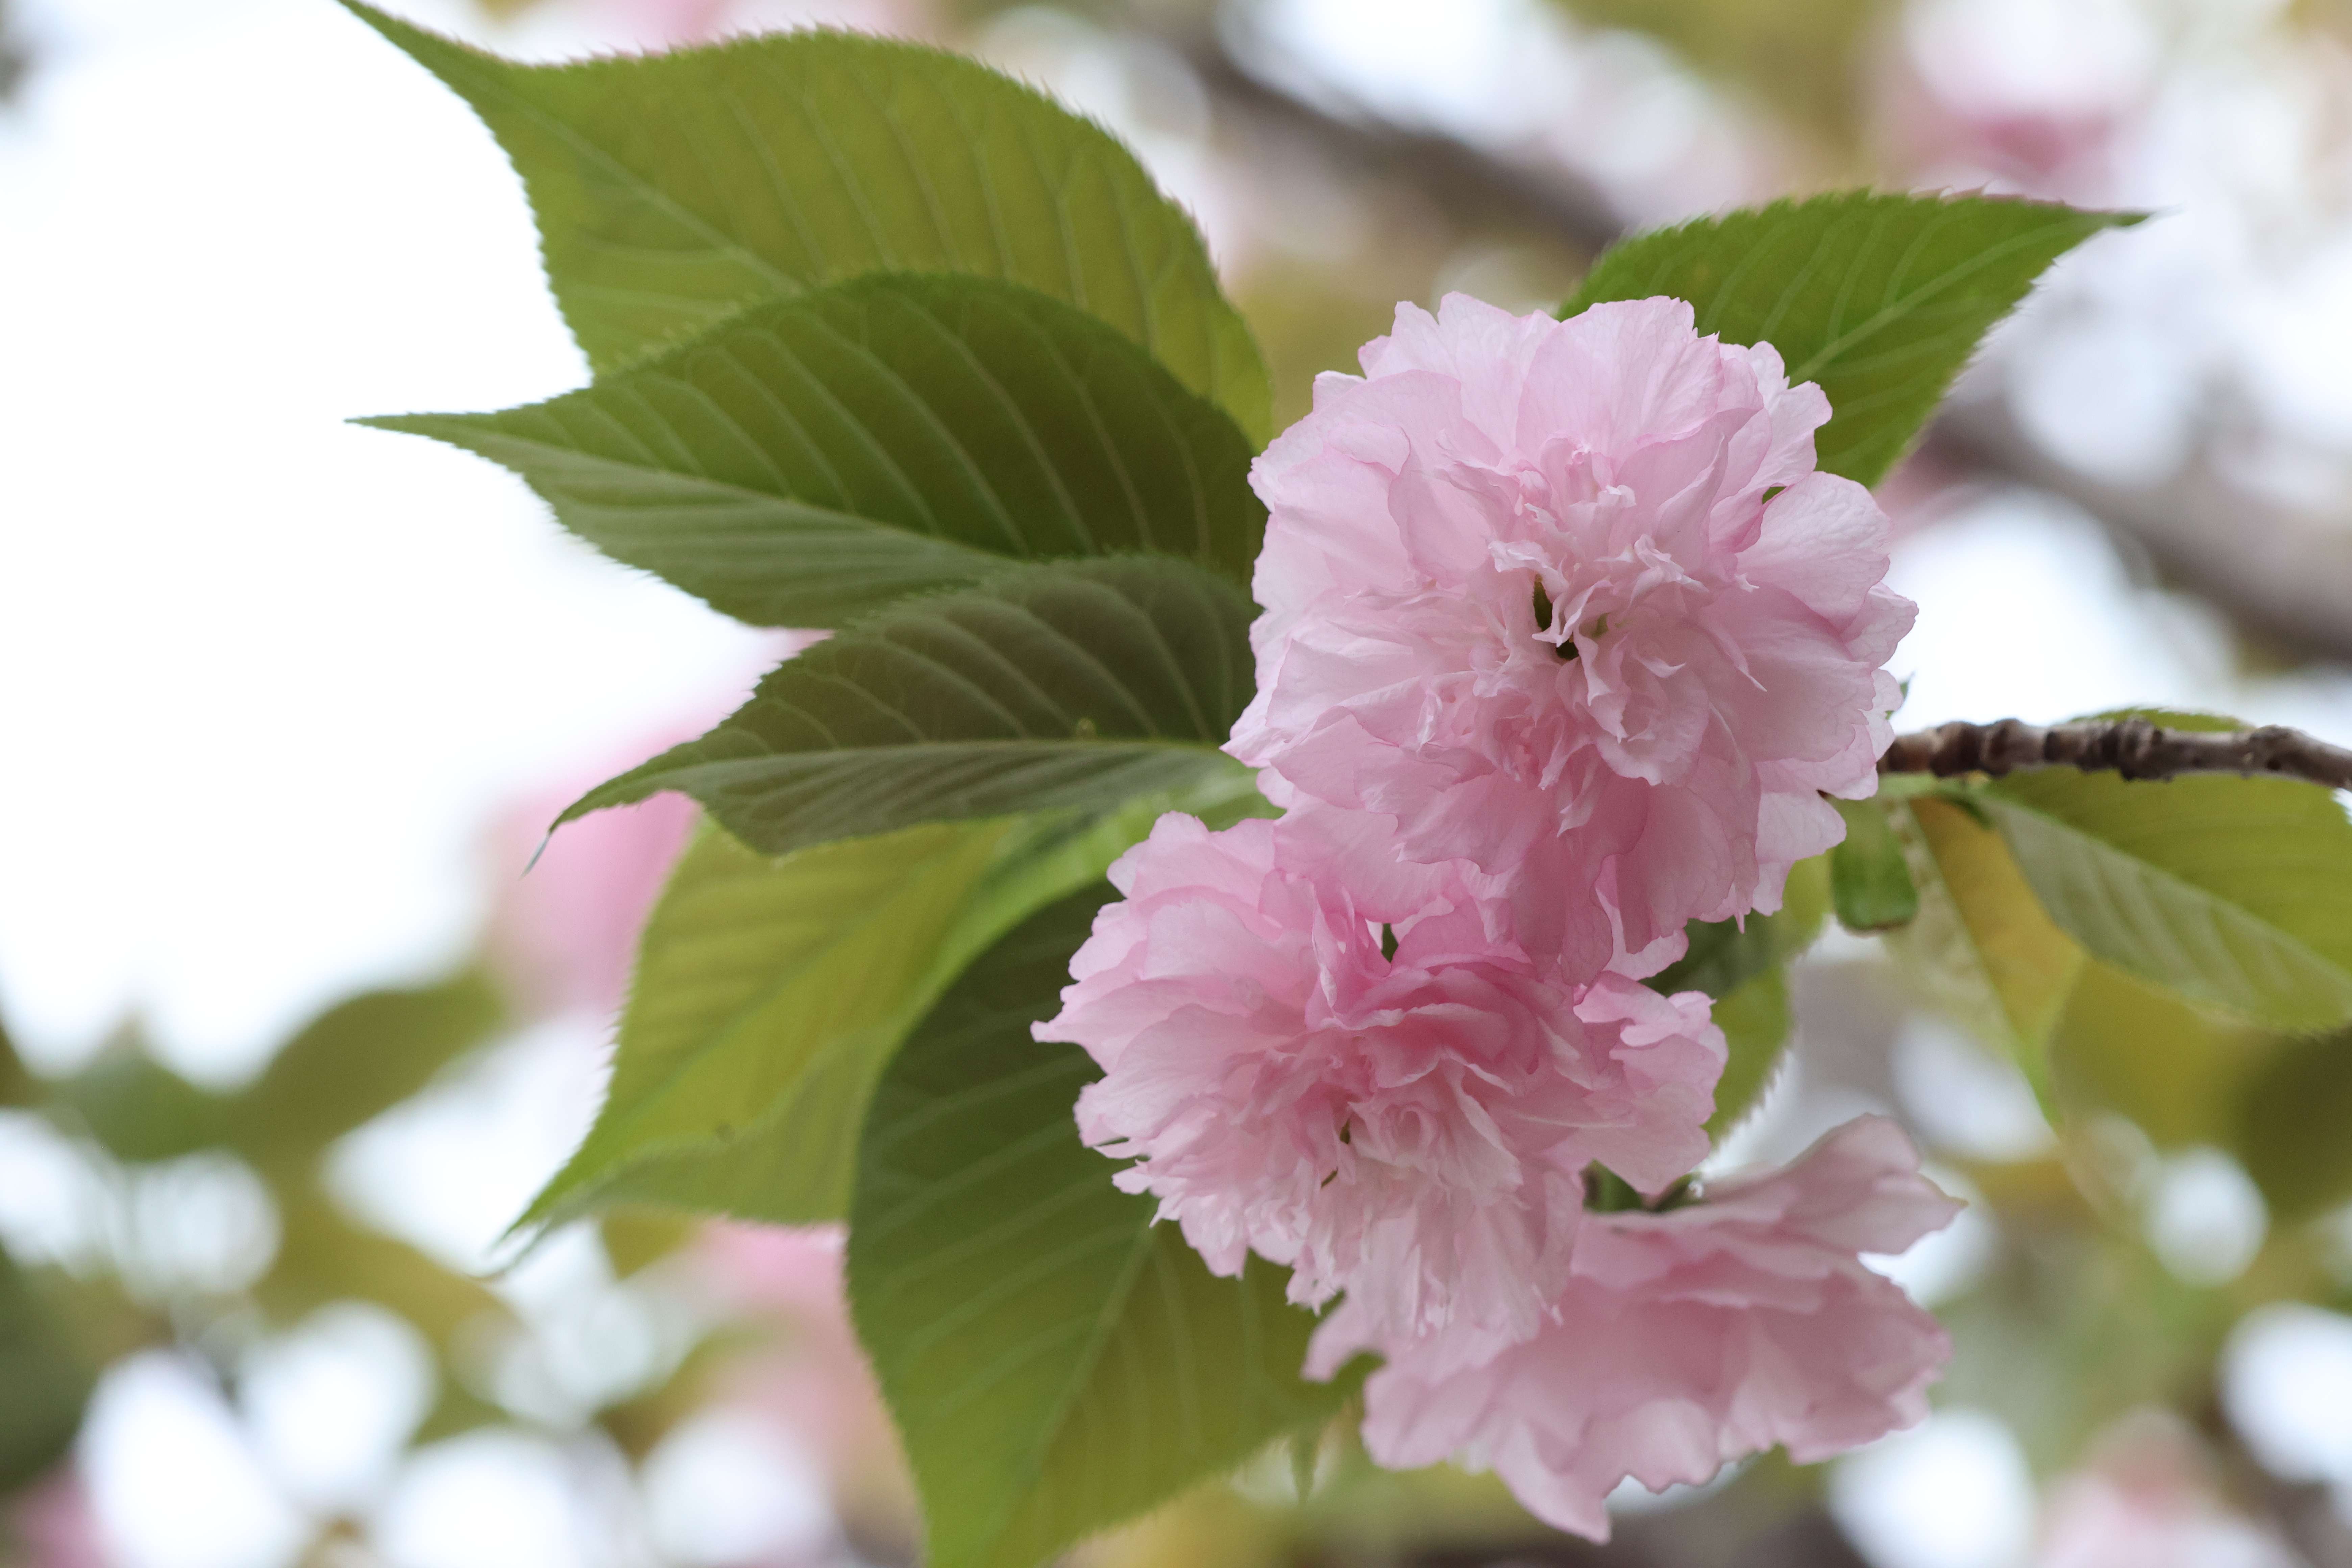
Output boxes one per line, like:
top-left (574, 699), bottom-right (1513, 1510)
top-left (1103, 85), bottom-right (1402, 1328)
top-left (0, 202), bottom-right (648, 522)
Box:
top-left (1037, 294), bottom-right (1955, 1538)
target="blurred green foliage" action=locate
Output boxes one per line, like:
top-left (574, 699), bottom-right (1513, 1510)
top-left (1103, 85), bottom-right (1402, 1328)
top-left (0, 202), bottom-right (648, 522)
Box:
top-left (0, 1251), bottom-right (92, 1492)
top-left (0, 960), bottom-right (741, 1546)
top-left (1544, 0), bottom-right (1892, 155)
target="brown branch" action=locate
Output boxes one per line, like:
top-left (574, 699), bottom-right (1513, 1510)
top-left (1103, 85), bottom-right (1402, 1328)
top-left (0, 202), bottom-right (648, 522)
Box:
top-left (1180, 26), bottom-right (1624, 252)
top-left (1172, 20), bottom-right (2352, 666)
top-left (1927, 397), bottom-right (2352, 667)
top-left (1880, 717), bottom-right (2352, 789)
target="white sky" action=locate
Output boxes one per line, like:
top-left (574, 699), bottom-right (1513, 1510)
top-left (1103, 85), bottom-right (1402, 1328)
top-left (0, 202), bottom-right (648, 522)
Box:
top-left (0, 0), bottom-right (773, 1082)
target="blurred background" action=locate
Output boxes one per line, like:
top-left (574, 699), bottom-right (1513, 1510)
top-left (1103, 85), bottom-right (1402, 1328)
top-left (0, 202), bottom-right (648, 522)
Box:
top-left (5, 0), bottom-right (2352, 1563)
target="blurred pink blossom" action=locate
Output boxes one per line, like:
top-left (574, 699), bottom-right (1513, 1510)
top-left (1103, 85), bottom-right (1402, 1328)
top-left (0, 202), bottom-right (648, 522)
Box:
top-left (696, 1222), bottom-right (913, 1532)
top-left (1229, 294), bottom-right (1912, 981)
top-left (2036, 1413), bottom-right (2297, 1568)
top-left (1036, 810), bottom-right (1723, 1349)
top-left (1310, 1116), bottom-right (1958, 1542)
top-left (1872, 0), bottom-right (2152, 203)
top-left (7, 1467), bottom-right (105, 1568)
top-left (491, 788), bottom-right (701, 1018)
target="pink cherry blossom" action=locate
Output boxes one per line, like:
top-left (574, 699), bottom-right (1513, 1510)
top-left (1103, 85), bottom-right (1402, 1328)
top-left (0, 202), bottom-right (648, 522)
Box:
top-left (1310, 1115), bottom-right (1958, 1542)
top-left (1229, 294), bottom-right (1915, 979)
top-left (1033, 811), bottom-right (1723, 1347)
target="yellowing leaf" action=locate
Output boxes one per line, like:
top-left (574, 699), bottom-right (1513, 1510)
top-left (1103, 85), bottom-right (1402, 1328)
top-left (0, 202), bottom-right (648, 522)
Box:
top-left (1889, 796), bottom-right (2087, 1094)
top-left (2048, 962), bottom-right (2270, 1150)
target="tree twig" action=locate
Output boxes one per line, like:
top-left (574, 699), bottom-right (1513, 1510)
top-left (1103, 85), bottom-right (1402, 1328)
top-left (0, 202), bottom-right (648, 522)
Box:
top-left (1181, 26), bottom-right (1623, 251)
top-left (1879, 717), bottom-right (2352, 788)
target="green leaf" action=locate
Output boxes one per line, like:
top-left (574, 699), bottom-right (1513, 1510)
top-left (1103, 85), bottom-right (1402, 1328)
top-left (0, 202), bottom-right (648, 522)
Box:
top-left (2049, 961), bottom-right (2270, 1151)
top-left (0, 1251), bottom-right (91, 1491)
top-left (232, 971), bottom-right (504, 1176)
top-left (519, 817), bottom-right (1017, 1232)
top-left (1649, 855), bottom-right (1828, 1000)
top-left (1649, 856), bottom-right (1825, 1135)
top-left (2236, 1027), bottom-right (2352, 1221)
top-left (849, 889), bottom-right (1364, 1568)
top-left (1887, 795), bottom-right (2085, 1100)
top-left (344, 5), bottom-right (1272, 440)
top-left (564, 557), bottom-right (1258, 857)
top-left (1830, 797), bottom-right (1920, 931)
top-left (1977, 761), bottom-right (2352, 1033)
top-left (1707, 965), bottom-right (1791, 1140)
top-left (1563, 192), bottom-right (2140, 485)
top-left (528, 776), bottom-right (1262, 1231)
top-left (367, 275), bottom-right (1265, 628)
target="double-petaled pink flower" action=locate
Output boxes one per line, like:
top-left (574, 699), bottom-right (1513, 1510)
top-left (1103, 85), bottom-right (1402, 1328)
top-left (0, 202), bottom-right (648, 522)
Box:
top-left (1309, 1117), bottom-right (1959, 1541)
top-left (1229, 293), bottom-right (1915, 978)
top-left (1042, 290), bottom-right (1950, 1541)
top-left (1035, 811), bottom-right (1724, 1348)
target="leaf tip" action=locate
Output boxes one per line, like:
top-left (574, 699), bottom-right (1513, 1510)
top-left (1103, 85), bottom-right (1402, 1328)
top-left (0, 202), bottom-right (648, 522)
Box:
top-left (348, 411), bottom-right (440, 437)
top-left (336, 0), bottom-right (509, 91)
top-left (333, 0), bottom-right (436, 53)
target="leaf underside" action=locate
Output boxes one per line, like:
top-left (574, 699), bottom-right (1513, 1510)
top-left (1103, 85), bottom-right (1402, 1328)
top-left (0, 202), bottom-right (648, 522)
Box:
top-left (1980, 768), bottom-right (2352, 1033)
top-left (2237, 1027), bottom-right (2352, 1221)
top-left (343, 2), bottom-right (1272, 439)
top-left (849, 889), bottom-right (1363, 1568)
top-left (2049, 961), bottom-right (2268, 1153)
top-left (521, 778), bottom-right (1265, 1234)
top-left (519, 818), bottom-right (1016, 1233)
top-left (1887, 795), bottom-right (2085, 1098)
top-left (1828, 797), bottom-right (1920, 932)
top-left (368, 274), bottom-right (1265, 628)
top-left (1564, 191), bottom-right (2140, 486)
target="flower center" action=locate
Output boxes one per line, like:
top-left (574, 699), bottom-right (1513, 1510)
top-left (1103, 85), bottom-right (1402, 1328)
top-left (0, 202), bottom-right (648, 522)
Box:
top-left (1530, 577), bottom-right (1609, 662)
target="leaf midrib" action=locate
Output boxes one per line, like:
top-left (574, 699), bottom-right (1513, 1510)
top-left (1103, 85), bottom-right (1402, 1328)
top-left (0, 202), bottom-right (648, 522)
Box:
top-left (417, 29), bottom-right (799, 304)
top-left (966, 1211), bottom-right (1159, 1568)
top-left (1784, 218), bottom-right (2097, 385)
